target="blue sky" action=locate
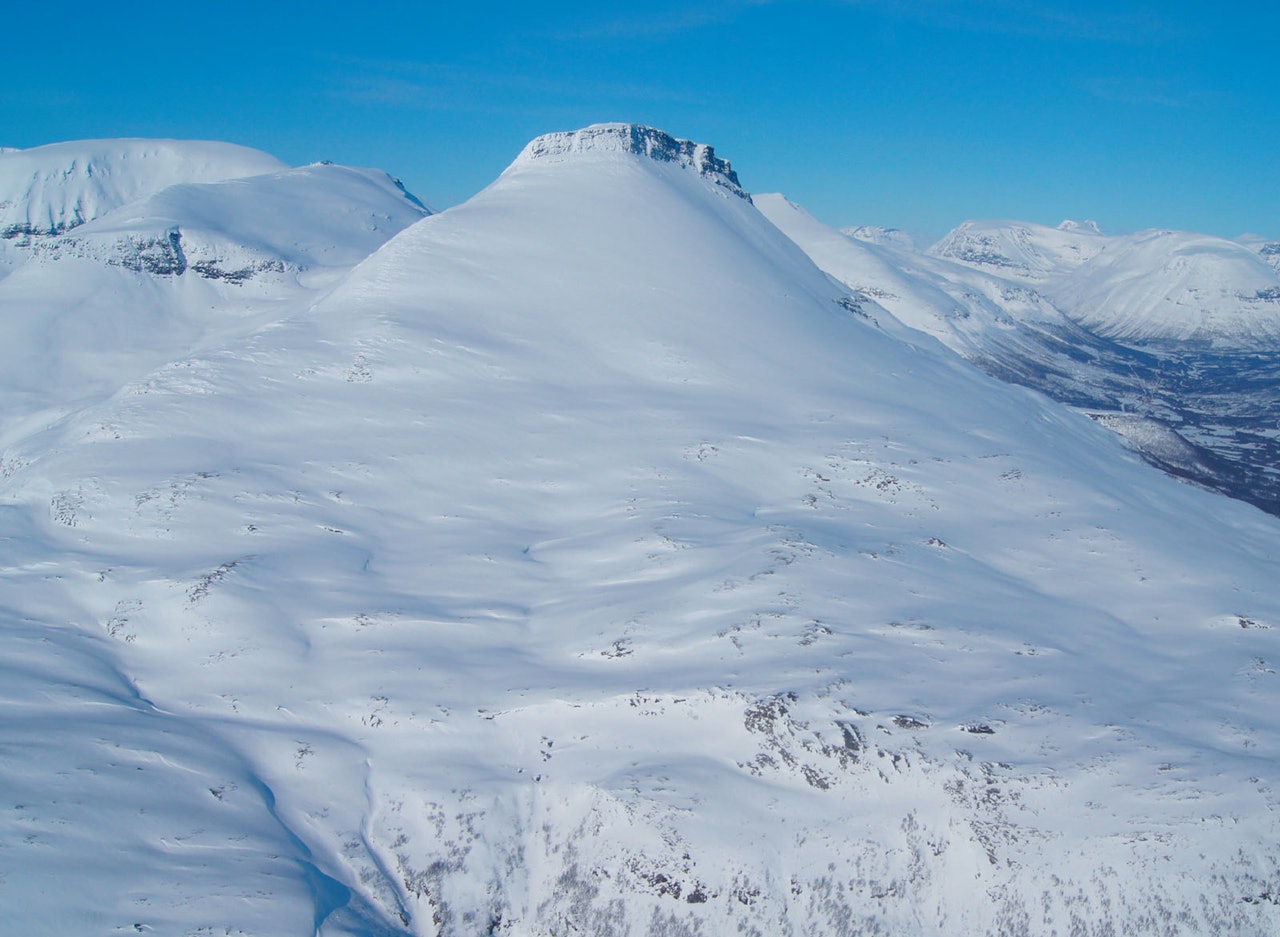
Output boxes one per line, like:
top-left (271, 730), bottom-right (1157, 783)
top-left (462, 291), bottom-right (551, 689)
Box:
top-left (5, 0), bottom-right (1275, 240)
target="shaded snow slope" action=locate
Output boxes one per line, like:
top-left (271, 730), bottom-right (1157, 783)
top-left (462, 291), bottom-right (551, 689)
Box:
top-left (5, 127), bottom-right (1280, 935)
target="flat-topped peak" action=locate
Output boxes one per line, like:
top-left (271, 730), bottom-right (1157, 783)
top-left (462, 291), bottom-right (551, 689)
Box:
top-left (513, 123), bottom-right (749, 199)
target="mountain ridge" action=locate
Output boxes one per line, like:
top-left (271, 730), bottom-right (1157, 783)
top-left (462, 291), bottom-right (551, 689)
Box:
top-left (511, 122), bottom-right (750, 200)
top-left (0, 138), bottom-right (287, 238)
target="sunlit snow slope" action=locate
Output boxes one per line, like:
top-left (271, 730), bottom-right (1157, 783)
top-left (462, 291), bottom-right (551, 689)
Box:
top-left (4, 125), bottom-right (1280, 936)
top-left (0, 152), bottom-right (428, 440)
top-left (0, 139), bottom-right (286, 266)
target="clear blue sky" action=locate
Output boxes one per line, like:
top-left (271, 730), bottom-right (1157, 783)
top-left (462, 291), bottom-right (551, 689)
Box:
top-left (4, 0), bottom-right (1275, 241)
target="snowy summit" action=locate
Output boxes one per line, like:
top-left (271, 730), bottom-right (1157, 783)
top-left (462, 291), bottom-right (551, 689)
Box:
top-left (512, 122), bottom-right (750, 199)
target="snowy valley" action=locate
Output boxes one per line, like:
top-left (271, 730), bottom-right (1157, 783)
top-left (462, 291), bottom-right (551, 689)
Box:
top-left (2, 126), bottom-right (1280, 937)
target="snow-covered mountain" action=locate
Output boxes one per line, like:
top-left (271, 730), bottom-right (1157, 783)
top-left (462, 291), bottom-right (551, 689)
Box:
top-left (929, 218), bottom-right (1280, 349)
top-left (1, 140), bottom-right (284, 279)
top-left (756, 195), bottom-right (1095, 350)
top-left (0, 138), bottom-right (286, 240)
top-left (928, 218), bottom-right (1109, 282)
top-left (763, 198), bottom-right (1280, 517)
top-left (5, 125), bottom-right (1280, 936)
top-left (1239, 234), bottom-right (1280, 272)
top-left (0, 149), bottom-right (428, 444)
top-left (840, 224), bottom-right (918, 249)
top-left (1049, 229), bottom-right (1280, 346)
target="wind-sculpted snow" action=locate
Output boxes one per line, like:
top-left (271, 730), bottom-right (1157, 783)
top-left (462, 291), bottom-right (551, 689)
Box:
top-left (5, 127), bottom-right (1280, 936)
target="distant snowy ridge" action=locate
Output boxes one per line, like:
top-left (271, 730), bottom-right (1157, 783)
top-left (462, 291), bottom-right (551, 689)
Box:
top-left (1056, 218), bottom-right (1103, 234)
top-left (33, 162), bottom-right (430, 284)
top-left (0, 139), bottom-right (286, 238)
top-left (1238, 234), bottom-right (1280, 272)
top-left (929, 218), bottom-right (1109, 280)
top-left (926, 217), bottom-right (1280, 347)
top-left (839, 223), bottom-right (917, 249)
top-left (1050, 228), bottom-right (1280, 345)
top-left (758, 193), bottom-right (1280, 517)
top-left (513, 122), bottom-right (750, 199)
top-left (0, 145), bottom-right (429, 437)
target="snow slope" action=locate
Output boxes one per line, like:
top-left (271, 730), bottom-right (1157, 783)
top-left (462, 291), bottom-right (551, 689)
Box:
top-left (4, 125), bottom-right (1280, 935)
top-left (1050, 229), bottom-right (1280, 346)
top-left (0, 138), bottom-right (286, 239)
top-left (762, 196), bottom-right (1280, 516)
top-left (753, 194), bottom-right (1127, 394)
top-left (0, 154), bottom-right (428, 443)
top-left (1239, 234), bottom-right (1280, 272)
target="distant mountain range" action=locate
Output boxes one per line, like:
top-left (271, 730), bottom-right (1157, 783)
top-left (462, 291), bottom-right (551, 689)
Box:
top-left (760, 198), bottom-right (1280, 517)
top-left (3, 126), bottom-right (1279, 937)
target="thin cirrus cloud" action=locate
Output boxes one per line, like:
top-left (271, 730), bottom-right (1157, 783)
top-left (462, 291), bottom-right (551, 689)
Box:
top-left (324, 58), bottom-right (710, 112)
top-left (846, 0), bottom-right (1181, 43)
top-left (542, 0), bottom-right (1182, 46)
top-left (544, 0), bottom-right (776, 41)
top-left (1081, 76), bottom-right (1207, 109)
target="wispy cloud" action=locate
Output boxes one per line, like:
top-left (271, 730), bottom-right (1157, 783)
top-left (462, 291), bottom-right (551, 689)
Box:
top-left (1081, 76), bottom-right (1208, 109)
top-left (848, 0), bottom-right (1182, 44)
top-left (323, 56), bottom-right (711, 112)
top-left (547, 0), bottom-right (777, 41)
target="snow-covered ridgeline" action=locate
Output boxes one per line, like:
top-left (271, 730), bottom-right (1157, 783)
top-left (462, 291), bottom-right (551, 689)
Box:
top-left (0, 148), bottom-right (429, 444)
top-left (0, 139), bottom-right (286, 238)
top-left (1050, 228), bottom-right (1280, 345)
top-left (928, 218), bottom-right (1109, 281)
top-left (760, 194), bottom-right (1280, 517)
top-left (926, 217), bottom-right (1280, 346)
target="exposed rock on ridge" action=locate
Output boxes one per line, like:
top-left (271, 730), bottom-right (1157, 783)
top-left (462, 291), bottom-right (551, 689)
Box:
top-left (515, 123), bottom-right (750, 200)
